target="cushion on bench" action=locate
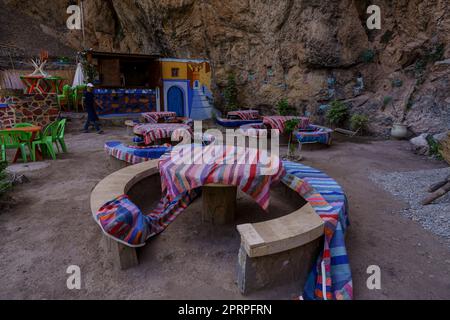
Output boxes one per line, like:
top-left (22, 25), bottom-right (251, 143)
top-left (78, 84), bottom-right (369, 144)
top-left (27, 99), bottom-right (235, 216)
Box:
top-left (105, 141), bottom-right (171, 164)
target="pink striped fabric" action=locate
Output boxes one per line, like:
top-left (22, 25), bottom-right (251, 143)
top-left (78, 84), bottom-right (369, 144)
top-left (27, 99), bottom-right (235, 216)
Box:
top-left (142, 112), bottom-right (177, 123)
top-left (263, 116), bottom-right (310, 132)
top-left (158, 144), bottom-right (285, 210)
top-left (228, 110), bottom-right (260, 120)
top-left (134, 123), bottom-right (192, 145)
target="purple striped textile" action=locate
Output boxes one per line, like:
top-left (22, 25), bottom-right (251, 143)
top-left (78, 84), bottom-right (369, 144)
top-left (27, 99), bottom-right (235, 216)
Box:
top-left (228, 110), bottom-right (260, 120)
top-left (158, 144), bottom-right (285, 210)
top-left (142, 112), bottom-right (177, 124)
top-left (263, 116), bottom-right (310, 132)
top-left (134, 123), bottom-right (192, 145)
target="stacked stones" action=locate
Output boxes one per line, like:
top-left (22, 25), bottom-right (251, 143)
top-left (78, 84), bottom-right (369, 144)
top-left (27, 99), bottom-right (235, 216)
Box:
top-left (0, 93), bottom-right (60, 128)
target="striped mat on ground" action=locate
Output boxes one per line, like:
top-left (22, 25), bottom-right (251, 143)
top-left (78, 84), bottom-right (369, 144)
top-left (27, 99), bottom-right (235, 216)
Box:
top-left (105, 141), bottom-right (171, 164)
top-left (282, 161), bottom-right (352, 300)
top-left (263, 116), bottom-right (310, 132)
top-left (295, 125), bottom-right (333, 146)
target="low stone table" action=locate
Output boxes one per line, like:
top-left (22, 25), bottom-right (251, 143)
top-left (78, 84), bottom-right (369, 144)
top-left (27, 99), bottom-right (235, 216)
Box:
top-left (202, 184), bottom-right (237, 225)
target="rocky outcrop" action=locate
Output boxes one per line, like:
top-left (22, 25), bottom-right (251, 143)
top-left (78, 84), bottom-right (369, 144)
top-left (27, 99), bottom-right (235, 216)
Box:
top-left (4, 0), bottom-right (449, 135)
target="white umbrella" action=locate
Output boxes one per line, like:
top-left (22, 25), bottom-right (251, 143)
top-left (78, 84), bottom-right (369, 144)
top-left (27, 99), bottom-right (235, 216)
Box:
top-left (72, 62), bottom-right (85, 87)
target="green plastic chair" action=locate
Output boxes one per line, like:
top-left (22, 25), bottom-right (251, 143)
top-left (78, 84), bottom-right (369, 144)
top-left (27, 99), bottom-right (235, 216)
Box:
top-left (31, 122), bottom-right (59, 161)
top-left (0, 130), bottom-right (30, 163)
top-left (54, 119), bottom-right (68, 153)
top-left (71, 84), bottom-right (87, 112)
top-left (0, 142), bottom-right (6, 163)
top-left (57, 85), bottom-right (72, 111)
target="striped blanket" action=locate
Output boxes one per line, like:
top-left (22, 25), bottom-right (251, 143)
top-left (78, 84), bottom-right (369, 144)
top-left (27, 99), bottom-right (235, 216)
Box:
top-left (105, 141), bottom-right (171, 164)
top-left (134, 123), bottom-right (193, 145)
top-left (96, 191), bottom-right (199, 247)
top-left (263, 116), bottom-right (310, 132)
top-left (159, 144), bottom-right (285, 210)
top-left (295, 125), bottom-right (333, 146)
top-left (282, 161), bottom-right (352, 300)
top-left (95, 147), bottom-right (352, 300)
top-left (142, 112), bottom-right (177, 123)
top-left (228, 110), bottom-right (260, 120)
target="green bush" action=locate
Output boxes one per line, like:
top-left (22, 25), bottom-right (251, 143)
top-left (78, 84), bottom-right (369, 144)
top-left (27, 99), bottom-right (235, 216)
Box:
top-left (223, 73), bottom-right (238, 112)
top-left (350, 114), bottom-right (369, 133)
top-left (326, 100), bottom-right (348, 126)
top-left (0, 161), bottom-right (11, 198)
top-left (284, 119), bottom-right (300, 134)
top-left (427, 136), bottom-right (443, 160)
top-left (277, 98), bottom-right (296, 116)
top-left (360, 49), bottom-right (375, 63)
top-left (382, 96), bottom-right (393, 111)
top-left (284, 119), bottom-right (300, 156)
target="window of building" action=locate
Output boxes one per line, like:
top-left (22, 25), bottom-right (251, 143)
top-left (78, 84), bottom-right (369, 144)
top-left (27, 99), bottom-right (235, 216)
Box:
top-left (171, 68), bottom-right (179, 77)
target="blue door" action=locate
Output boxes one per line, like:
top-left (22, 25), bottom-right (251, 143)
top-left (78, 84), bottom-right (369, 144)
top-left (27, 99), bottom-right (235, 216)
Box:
top-left (167, 86), bottom-right (184, 116)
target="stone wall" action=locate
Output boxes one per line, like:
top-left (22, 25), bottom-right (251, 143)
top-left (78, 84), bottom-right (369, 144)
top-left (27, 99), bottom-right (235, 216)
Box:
top-left (0, 93), bottom-right (60, 128)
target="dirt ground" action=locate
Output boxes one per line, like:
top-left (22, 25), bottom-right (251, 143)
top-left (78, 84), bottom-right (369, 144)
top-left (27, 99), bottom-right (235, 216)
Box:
top-left (0, 120), bottom-right (449, 300)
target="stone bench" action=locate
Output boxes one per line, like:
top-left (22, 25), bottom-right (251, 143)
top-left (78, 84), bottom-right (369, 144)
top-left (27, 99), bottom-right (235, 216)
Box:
top-left (90, 160), bottom-right (160, 270)
top-left (91, 161), bottom-right (328, 296)
top-left (236, 185), bottom-right (324, 295)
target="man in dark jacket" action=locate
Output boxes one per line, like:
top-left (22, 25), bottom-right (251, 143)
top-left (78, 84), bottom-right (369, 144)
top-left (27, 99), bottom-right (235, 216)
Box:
top-left (83, 83), bottom-right (103, 134)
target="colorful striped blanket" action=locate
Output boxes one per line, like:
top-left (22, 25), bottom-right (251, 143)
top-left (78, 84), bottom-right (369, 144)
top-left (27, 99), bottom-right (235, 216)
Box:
top-left (228, 110), bottom-right (260, 120)
top-left (142, 112), bottom-right (177, 124)
top-left (282, 161), bottom-right (352, 300)
top-left (295, 125), bottom-right (333, 146)
top-left (263, 116), bottom-right (310, 132)
top-left (95, 148), bottom-right (352, 300)
top-left (96, 191), bottom-right (199, 247)
top-left (159, 144), bottom-right (285, 210)
top-left (134, 123), bottom-right (193, 145)
top-left (105, 141), bottom-right (172, 164)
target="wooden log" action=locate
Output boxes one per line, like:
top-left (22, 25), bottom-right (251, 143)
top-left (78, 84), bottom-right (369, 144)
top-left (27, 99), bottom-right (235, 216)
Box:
top-left (428, 175), bottom-right (450, 193)
top-left (202, 184), bottom-right (237, 225)
top-left (334, 128), bottom-right (359, 137)
top-left (422, 182), bottom-right (450, 205)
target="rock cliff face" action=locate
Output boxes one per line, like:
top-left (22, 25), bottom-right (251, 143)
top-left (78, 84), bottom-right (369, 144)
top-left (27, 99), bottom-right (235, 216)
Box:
top-left (3, 0), bottom-right (450, 135)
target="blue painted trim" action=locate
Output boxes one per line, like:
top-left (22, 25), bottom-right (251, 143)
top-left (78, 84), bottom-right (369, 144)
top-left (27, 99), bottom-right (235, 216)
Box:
top-left (167, 85), bottom-right (186, 116)
top-left (188, 82), bottom-right (193, 116)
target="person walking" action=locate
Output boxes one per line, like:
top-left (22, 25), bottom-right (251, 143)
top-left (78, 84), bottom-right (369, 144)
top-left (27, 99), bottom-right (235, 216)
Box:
top-left (82, 83), bottom-right (104, 134)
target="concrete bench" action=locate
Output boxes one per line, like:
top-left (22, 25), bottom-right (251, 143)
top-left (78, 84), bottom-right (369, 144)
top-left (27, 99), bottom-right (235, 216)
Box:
top-left (91, 161), bottom-right (327, 296)
top-left (236, 187), bottom-right (324, 294)
top-left (90, 160), bottom-right (160, 270)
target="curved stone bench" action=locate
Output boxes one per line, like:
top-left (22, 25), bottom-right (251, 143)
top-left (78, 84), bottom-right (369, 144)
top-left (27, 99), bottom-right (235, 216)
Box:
top-left (236, 185), bottom-right (324, 294)
top-left (105, 141), bottom-right (171, 171)
top-left (91, 160), bottom-right (348, 297)
top-left (90, 160), bottom-right (160, 269)
top-left (294, 125), bottom-right (333, 146)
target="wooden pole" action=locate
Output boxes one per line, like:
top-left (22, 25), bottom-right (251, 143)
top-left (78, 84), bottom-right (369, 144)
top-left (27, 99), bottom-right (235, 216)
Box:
top-left (422, 182), bottom-right (450, 205)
